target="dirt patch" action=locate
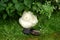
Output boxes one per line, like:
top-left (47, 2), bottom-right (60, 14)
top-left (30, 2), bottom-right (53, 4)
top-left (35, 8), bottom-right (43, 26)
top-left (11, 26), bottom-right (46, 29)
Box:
top-left (27, 37), bottom-right (39, 40)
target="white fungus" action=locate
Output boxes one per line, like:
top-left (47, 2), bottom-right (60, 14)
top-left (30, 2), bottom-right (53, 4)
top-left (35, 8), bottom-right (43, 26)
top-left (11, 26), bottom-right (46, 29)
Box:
top-left (19, 11), bottom-right (38, 28)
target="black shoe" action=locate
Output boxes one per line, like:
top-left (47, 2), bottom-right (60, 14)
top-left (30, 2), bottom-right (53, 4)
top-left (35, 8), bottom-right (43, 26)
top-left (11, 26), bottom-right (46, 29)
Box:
top-left (23, 28), bottom-right (40, 36)
top-left (23, 28), bottom-right (31, 35)
top-left (30, 30), bottom-right (40, 36)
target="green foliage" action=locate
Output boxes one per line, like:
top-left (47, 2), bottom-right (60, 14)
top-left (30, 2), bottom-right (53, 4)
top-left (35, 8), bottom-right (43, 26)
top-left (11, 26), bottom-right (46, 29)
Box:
top-left (42, 2), bottom-right (54, 18)
top-left (0, 1), bottom-right (6, 11)
top-left (6, 3), bottom-right (15, 16)
top-left (15, 3), bottom-right (24, 12)
top-left (0, 0), bottom-right (60, 40)
top-left (0, 0), bottom-right (60, 19)
top-left (32, 2), bottom-right (54, 18)
top-left (3, 13), bottom-right (7, 19)
top-left (24, 0), bottom-right (33, 8)
top-left (0, 11), bottom-right (60, 40)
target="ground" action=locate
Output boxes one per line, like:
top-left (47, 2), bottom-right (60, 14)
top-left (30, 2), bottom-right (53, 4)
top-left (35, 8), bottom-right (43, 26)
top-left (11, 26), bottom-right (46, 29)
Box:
top-left (0, 11), bottom-right (60, 40)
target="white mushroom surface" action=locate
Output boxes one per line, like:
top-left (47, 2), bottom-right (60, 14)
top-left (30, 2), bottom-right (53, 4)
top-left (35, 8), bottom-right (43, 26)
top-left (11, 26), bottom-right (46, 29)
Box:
top-left (19, 11), bottom-right (38, 28)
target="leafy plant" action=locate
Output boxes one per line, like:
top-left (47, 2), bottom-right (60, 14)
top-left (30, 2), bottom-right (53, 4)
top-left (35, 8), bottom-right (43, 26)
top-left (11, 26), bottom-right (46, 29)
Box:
top-left (0, 0), bottom-right (60, 19)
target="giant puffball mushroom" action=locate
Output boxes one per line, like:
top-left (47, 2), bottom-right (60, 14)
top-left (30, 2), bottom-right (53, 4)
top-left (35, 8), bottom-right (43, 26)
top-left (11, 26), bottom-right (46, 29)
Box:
top-left (19, 11), bottom-right (38, 28)
top-left (19, 11), bottom-right (39, 35)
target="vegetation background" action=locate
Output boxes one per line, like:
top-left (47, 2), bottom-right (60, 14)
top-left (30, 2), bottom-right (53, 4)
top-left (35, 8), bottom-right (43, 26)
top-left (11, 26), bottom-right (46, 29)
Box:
top-left (0, 0), bottom-right (60, 40)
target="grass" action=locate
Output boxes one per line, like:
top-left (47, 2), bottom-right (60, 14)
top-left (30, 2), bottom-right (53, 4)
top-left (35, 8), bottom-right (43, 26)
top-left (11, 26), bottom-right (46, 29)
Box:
top-left (0, 11), bottom-right (60, 40)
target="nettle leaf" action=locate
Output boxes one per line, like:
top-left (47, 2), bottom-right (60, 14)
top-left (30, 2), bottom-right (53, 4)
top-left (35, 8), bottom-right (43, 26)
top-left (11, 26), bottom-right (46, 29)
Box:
top-left (42, 4), bottom-right (54, 18)
top-left (40, 10), bottom-right (45, 14)
top-left (6, 3), bottom-right (15, 16)
top-left (36, 2), bottom-right (42, 8)
top-left (24, 0), bottom-right (33, 8)
top-left (32, 2), bottom-right (41, 13)
top-left (42, 4), bottom-right (53, 13)
top-left (55, 0), bottom-right (60, 3)
top-left (32, 5), bottom-right (37, 11)
top-left (0, 2), bottom-right (6, 11)
top-left (0, 7), bottom-right (5, 11)
top-left (12, 0), bottom-right (18, 3)
top-left (34, 2), bottom-right (54, 18)
top-left (3, 14), bottom-right (7, 19)
top-left (15, 3), bottom-right (24, 12)
top-left (32, 5), bottom-right (39, 12)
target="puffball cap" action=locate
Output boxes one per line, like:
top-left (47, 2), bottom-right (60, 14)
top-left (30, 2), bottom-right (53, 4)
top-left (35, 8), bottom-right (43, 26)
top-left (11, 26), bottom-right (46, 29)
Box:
top-left (19, 11), bottom-right (38, 28)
